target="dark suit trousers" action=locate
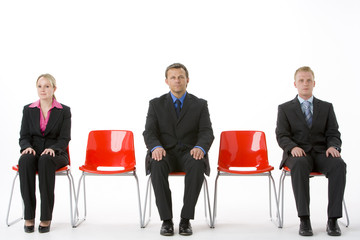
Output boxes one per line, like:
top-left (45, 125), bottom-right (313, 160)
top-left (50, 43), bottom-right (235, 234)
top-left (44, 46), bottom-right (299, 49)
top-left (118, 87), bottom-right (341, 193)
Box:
top-left (18, 153), bottom-right (68, 221)
top-left (285, 150), bottom-right (346, 218)
top-left (150, 146), bottom-right (205, 220)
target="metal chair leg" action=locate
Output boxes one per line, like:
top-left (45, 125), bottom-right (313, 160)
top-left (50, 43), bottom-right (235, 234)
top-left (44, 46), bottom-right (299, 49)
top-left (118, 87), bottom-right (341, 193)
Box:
top-left (203, 177), bottom-right (213, 227)
top-left (268, 173), bottom-right (281, 227)
top-left (342, 199), bottom-right (350, 227)
top-left (73, 173), bottom-right (87, 227)
top-left (212, 172), bottom-right (220, 227)
top-left (278, 170), bottom-right (286, 228)
top-left (133, 170), bottom-right (143, 228)
top-left (141, 176), bottom-right (152, 228)
top-left (66, 169), bottom-right (77, 227)
top-left (6, 172), bottom-right (23, 226)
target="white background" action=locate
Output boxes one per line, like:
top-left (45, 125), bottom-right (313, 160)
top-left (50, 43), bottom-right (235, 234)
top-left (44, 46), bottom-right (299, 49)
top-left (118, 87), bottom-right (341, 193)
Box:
top-left (0, 0), bottom-right (359, 239)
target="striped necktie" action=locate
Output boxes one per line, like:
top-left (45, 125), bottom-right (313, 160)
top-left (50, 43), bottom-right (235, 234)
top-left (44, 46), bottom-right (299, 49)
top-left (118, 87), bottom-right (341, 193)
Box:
top-left (303, 100), bottom-right (312, 128)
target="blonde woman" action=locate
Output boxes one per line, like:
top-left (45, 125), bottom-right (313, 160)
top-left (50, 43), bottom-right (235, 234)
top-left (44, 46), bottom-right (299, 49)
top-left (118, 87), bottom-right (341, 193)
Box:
top-left (19, 74), bottom-right (71, 233)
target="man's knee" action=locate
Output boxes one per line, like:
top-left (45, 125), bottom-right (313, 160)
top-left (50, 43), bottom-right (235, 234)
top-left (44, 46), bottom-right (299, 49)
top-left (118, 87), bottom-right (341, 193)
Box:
top-left (150, 159), bottom-right (170, 176)
top-left (185, 157), bottom-right (205, 175)
top-left (329, 158), bottom-right (347, 175)
top-left (287, 156), bottom-right (312, 174)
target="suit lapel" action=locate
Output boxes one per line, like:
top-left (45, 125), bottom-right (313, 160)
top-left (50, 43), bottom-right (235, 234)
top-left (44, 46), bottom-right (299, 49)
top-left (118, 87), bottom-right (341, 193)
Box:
top-left (292, 97), bottom-right (309, 128)
top-left (312, 97), bottom-right (320, 125)
top-left (177, 93), bottom-right (192, 124)
top-left (44, 108), bottom-right (62, 135)
top-left (29, 107), bottom-right (42, 135)
top-left (166, 93), bottom-right (178, 122)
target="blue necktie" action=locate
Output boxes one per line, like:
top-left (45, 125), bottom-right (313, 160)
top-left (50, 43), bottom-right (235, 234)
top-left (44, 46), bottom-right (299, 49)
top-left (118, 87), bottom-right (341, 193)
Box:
top-left (175, 99), bottom-right (181, 118)
top-left (303, 101), bottom-right (312, 128)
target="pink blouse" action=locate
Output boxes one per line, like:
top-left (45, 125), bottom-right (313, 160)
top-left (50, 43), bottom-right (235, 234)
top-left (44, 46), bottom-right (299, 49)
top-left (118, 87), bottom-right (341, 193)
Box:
top-left (29, 99), bottom-right (63, 135)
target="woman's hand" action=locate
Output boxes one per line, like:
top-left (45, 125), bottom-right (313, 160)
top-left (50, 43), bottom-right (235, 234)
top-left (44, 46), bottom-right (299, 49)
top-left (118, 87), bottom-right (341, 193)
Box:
top-left (22, 147), bottom-right (36, 156)
top-left (41, 148), bottom-right (55, 157)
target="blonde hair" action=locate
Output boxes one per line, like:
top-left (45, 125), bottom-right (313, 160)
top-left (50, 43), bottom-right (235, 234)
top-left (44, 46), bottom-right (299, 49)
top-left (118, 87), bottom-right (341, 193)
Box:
top-left (36, 73), bottom-right (57, 100)
top-left (294, 66), bottom-right (315, 80)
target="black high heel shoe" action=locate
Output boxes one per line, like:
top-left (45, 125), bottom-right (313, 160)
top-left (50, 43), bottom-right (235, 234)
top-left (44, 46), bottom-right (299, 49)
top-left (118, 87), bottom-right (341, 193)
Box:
top-left (24, 225), bottom-right (34, 233)
top-left (38, 222), bottom-right (51, 233)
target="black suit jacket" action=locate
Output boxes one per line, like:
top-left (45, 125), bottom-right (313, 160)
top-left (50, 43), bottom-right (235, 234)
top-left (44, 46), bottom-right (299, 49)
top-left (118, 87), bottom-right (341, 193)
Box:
top-left (143, 92), bottom-right (214, 175)
top-left (19, 103), bottom-right (71, 158)
top-left (276, 96), bottom-right (341, 169)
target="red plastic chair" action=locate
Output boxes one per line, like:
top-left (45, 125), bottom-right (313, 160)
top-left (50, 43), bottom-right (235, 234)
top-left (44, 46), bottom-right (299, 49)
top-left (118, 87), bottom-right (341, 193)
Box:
top-left (213, 131), bottom-right (281, 227)
top-left (73, 130), bottom-right (142, 227)
top-left (278, 166), bottom-right (349, 228)
top-left (142, 171), bottom-right (213, 228)
top-left (6, 147), bottom-right (76, 227)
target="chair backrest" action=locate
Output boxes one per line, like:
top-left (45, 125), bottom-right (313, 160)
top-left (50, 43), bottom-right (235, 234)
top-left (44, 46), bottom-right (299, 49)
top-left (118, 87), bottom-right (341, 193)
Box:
top-left (84, 130), bottom-right (136, 170)
top-left (218, 131), bottom-right (270, 170)
top-left (66, 146), bottom-right (70, 166)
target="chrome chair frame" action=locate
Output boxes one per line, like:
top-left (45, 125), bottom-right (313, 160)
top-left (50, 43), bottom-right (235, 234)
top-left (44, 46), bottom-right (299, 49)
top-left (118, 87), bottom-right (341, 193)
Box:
top-left (278, 169), bottom-right (349, 228)
top-left (142, 173), bottom-right (213, 228)
top-left (213, 171), bottom-right (281, 228)
top-left (73, 170), bottom-right (142, 228)
top-left (6, 166), bottom-right (77, 227)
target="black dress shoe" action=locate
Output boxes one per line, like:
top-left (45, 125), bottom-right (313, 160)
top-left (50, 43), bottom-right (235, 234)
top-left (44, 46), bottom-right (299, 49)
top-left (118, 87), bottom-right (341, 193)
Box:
top-left (38, 224), bottom-right (51, 233)
top-left (327, 218), bottom-right (341, 236)
top-left (299, 218), bottom-right (313, 236)
top-left (24, 225), bottom-right (34, 233)
top-left (179, 218), bottom-right (192, 236)
top-left (160, 219), bottom-right (174, 236)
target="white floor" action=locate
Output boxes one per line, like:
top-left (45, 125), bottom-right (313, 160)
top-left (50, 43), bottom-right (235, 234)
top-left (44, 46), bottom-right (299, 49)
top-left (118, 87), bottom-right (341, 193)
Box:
top-left (1, 173), bottom-right (359, 240)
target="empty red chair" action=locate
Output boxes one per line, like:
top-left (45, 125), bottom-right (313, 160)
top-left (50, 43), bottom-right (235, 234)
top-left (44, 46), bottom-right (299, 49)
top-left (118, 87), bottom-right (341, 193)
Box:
top-left (213, 131), bottom-right (280, 227)
top-left (73, 130), bottom-right (142, 227)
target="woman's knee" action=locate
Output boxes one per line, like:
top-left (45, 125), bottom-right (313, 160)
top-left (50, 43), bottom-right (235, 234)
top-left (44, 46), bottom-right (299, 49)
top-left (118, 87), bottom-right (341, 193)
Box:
top-left (18, 154), bottom-right (37, 168)
top-left (38, 154), bottom-right (56, 169)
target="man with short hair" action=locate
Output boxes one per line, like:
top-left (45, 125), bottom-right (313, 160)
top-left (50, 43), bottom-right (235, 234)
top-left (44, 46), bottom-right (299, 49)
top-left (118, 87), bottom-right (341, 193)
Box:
top-left (143, 63), bottom-right (214, 236)
top-left (276, 66), bottom-right (346, 236)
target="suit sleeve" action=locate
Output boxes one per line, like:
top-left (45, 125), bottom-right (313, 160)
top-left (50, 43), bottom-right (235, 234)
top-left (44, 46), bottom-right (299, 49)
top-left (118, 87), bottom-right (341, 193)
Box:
top-left (195, 101), bottom-right (214, 154)
top-left (19, 106), bottom-right (33, 153)
top-left (143, 101), bottom-right (163, 151)
top-left (325, 104), bottom-right (342, 150)
top-left (275, 105), bottom-right (298, 154)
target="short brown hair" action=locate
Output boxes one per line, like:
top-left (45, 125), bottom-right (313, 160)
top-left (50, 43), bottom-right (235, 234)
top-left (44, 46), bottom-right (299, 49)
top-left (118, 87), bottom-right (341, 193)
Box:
top-left (294, 66), bottom-right (315, 80)
top-left (165, 63), bottom-right (189, 79)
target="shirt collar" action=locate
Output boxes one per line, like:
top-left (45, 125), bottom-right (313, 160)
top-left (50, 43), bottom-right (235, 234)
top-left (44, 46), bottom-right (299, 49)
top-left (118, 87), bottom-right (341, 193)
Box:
top-left (170, 91), bottom-right (187, 105)
top-left (29, 99), bottom-right (63, 109)
top-left (297, 95), bottom-right (314, 105)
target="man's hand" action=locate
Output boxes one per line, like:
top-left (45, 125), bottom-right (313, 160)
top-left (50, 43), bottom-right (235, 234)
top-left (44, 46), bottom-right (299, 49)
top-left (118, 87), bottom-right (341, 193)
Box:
top-left (326, 147), bottom-right (341, 158)
top-left (152, 147), bottom-right (166, 161)
top-left (190, 148), bottom-right (204, 160)
top-left (22, 147), bottom-right (36, 156)
top-left (291, 147), bottom-right (306, 157)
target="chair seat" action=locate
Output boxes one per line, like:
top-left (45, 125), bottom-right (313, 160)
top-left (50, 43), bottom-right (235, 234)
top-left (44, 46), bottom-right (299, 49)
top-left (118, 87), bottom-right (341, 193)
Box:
top-left (169, 172), bottom-right (186, 176)
top-left (283, 166), bottom-right (324, 176)
top-left (12, 165), bottom-right (70, 173)
top-left (79, 165), bottom-right (136, 174)
top-left (218, 165), bottom-right (274, 174)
